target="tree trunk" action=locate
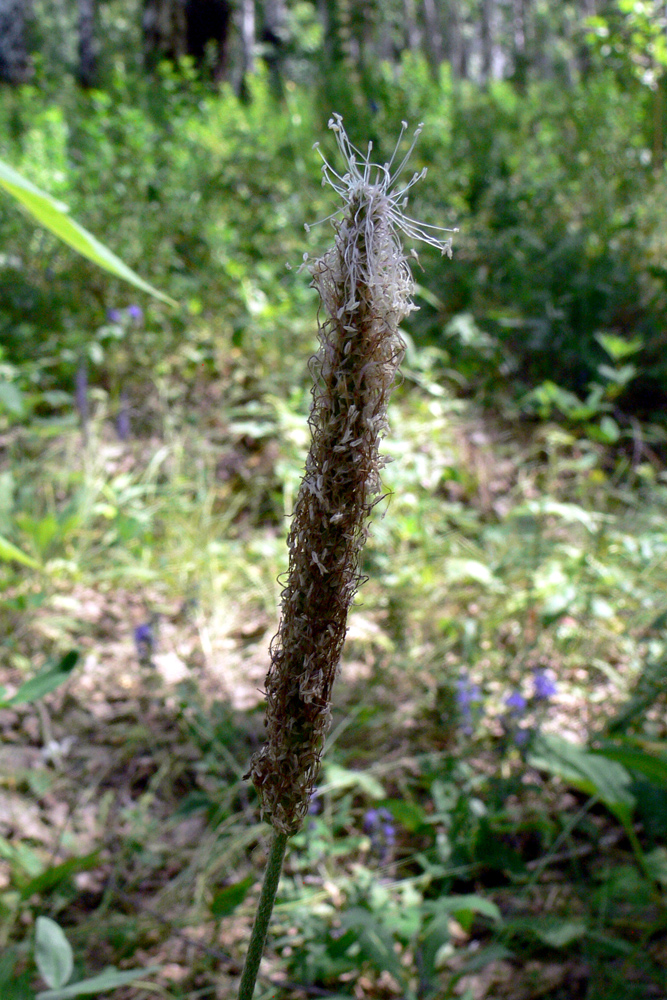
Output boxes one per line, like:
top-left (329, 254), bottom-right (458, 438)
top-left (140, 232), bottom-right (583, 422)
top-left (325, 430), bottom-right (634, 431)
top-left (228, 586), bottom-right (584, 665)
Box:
top-left (403, 0), bottom-right (420, 55)
top-left (0, 0), bottom-right (30, 84)
top-left (511, 0), bottom-right (530, 89)
top-left (77, 0), bottom-right (97, 88)
top-left (481, 0), bottom-right (494, 83)
top-left (261, 0), bottom-right (286, 95)
top-left (422, 0), bottom-right (443, 77)
top-left (142, 0), bottom-right (186, 67)
top-left (237, 0), bottom-right (255, 98)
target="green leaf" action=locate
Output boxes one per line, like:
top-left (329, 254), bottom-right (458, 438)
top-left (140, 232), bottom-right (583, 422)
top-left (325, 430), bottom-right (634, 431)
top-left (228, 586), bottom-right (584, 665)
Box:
top-left (1, 651), bottom-right (79, 707)
top-left (529, 734), bottom-right (635, 823)
top-left (418, 913), bottom-right (451, 982)
top-left (645, 846), bottom-right (667, 887)
top-left (0, 534), bottom-right (41, 569)
top-left (338, 908), bottom-right (406, 985)
top-left (322, 763), bottom-right (385, 799)
top-left (0, 381), bottom-right (25, 416)
top-left (210, 875), bottom-right (255, 918)
top-left (594, 415), bottom-right (621, 444)
top-left (533, 919), bottom-right (587, 948)
top-left (457, 943), bottom-right (514, 975)
top-left (21, 852), bottom-right (101, 899)
top-left (0, 157), bottom-right (177, 308)
top-left (382, 799), bottom-right (427, 832)
top-left (593, 744), bottom-right (667, 788)
top-left (422, 894), bottom-right (502, 925)
top-left (35, 917), bottom-right (73, 990)
top-left (505, 916), bottom-right (586, 948)
top-left (594, 331), bottom-right (643, 361)
top-left (36, 966), bottom-right (161, 999)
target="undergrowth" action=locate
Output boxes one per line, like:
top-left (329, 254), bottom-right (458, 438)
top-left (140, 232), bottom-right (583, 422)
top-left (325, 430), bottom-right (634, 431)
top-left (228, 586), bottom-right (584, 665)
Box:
top-left (1, 337), bottom-right (667, 998)
top-left (1, 59), bottom-right (667, 1000)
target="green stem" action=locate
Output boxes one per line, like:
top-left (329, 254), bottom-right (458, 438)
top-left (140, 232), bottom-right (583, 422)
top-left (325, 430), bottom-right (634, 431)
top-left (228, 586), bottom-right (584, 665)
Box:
top-left (238, 829), bottom-right (289, 1000)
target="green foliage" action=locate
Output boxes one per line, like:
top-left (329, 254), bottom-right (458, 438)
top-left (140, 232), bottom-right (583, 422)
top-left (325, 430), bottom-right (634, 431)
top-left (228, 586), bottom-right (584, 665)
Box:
top-left (0, 651), bottom-right (79, 707)
top-left (2, 47), bottom-right (667, 1000)
top-left (0, 157), bottom-right (175, 306)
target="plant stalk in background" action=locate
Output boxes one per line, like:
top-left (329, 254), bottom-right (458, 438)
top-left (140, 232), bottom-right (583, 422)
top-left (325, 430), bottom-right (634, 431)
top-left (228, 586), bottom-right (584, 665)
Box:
top-left (239, 115), bottom-right (454, 998)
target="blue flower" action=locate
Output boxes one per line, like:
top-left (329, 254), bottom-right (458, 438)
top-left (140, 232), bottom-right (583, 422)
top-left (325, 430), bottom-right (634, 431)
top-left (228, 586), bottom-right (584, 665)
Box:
top-left (363, 808), bottom-right (379, 832)
top-left (134, 622), bottom-right (154, 659)
top-left (127, 304), bottom-right (143, 322)
top-left (456, 674), bottom-right (482, 708)
top-left (505, 691), bottom-right (527, 715)
top-left (107, 308), bottom-right (122, 323)
top-left (363, 807), bottom-right (396, 862)
top-left (533, 669), bottom-right (557, 700)
top-left (456, 674), bottom-right (483, 735)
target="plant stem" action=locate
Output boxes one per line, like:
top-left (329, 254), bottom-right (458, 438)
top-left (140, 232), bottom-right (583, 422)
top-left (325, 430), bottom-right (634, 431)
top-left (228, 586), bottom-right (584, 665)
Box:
top-left (238, 829), bottom-right (289, 1000)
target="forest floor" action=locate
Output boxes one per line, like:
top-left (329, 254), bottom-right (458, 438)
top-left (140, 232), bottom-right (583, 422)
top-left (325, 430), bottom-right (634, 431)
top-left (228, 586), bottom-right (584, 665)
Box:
top-left (2, 363), bottom-right (667, 999)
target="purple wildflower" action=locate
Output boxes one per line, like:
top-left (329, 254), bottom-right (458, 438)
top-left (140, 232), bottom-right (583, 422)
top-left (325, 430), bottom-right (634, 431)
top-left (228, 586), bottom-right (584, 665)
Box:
top-left (107, 308), bottom-right (122, 323)
top-left (456, 674), bottom-right (483, 735)
top-left (505, 691), bottom-right (527, 715)
top-left (127, 305), bottom-right (143, 322)
top-left (533, 669), bottom-right (557, 700)
top-left (363, 808), bottom-right (379, 833)
top-left (363, 807), bottom-right (396, 862)
top-left (456, 675), bottom-right (482, 708)
top-left (134, 622), bottom-right (155, 665)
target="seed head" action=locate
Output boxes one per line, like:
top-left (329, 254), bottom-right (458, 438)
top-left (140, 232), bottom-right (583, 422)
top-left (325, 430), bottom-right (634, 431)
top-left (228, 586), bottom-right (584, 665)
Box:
top-left (246, 116), bottom-right (455, 835)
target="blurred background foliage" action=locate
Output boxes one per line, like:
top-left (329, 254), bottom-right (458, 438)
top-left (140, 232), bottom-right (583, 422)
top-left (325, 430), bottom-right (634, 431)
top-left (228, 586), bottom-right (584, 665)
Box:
top-left (2, 1), bottom-right (667, 999)
top-left (1, 0), bottom-right (667, 418)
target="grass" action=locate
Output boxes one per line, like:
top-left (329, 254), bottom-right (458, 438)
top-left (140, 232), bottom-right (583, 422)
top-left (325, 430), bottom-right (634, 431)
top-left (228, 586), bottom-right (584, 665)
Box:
top-left (1, 333), bottom-right (667, 998)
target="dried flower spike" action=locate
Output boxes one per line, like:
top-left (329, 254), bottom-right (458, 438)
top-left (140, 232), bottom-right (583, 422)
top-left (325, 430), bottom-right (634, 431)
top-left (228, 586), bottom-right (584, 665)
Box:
top-left (246, 116), bottom-right (455, 835)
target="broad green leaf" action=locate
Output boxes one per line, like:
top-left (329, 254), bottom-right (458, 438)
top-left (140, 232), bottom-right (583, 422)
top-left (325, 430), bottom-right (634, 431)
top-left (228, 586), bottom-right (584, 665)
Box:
top-left (533, 919), bottom-right (587, 948)
top-left (35, 917), bottom-right (73, 990)
top-left (0, 835), bottom-right (45, 877)
top-left (322, 763), bottom-right (385, 799)
top-left (593, 744), bottom-right (667, 788)
top-left (505, 916), bottom-right (586, 948)
top-left (0, 534), bottom-right (41, 569)
top-left (422, 894), bottom-right (502, 924)
top-left (0, 381), bottom-right (25, 416)
top-left (594, 331), bottom-right (643, 361)
top-left (36, 966), bottom-right (160, 999)
top-left (0, 158), bottom-right (176, 308)
top-left (210, 875), bottom-right (255, 918)
top-left (529, 734), bottom-right (635, 823)
top-left (1, 651), bottom-right (79, 707)
top-left (645, 846), bottom-right (667, 886)
top-left (583, 930), bottom-right (634, 955)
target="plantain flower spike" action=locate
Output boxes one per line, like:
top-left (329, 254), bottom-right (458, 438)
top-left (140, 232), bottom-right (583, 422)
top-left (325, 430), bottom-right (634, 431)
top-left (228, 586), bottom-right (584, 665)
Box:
top-left (246, 115), bottom-right (456, 835)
